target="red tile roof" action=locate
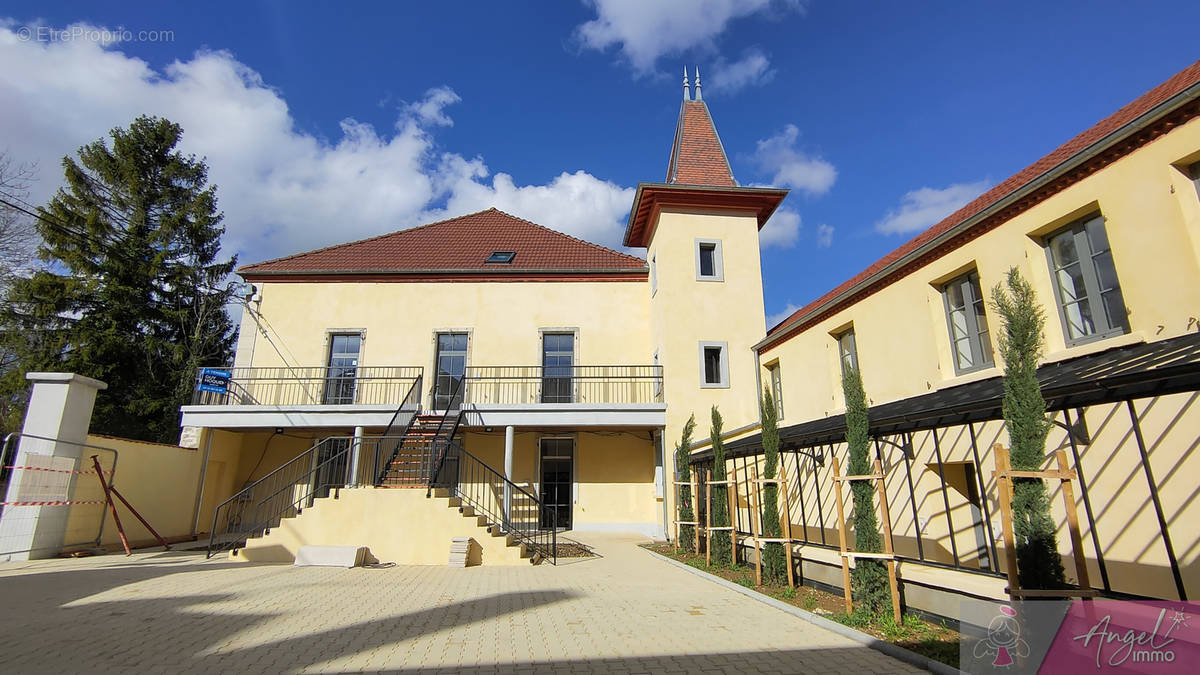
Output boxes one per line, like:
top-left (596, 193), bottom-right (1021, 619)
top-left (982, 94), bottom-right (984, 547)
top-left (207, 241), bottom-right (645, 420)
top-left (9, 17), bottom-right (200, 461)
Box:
top-left (239, 208), bottom-right (647, 278)
top-left (762, 59), bottom-right (1200, 351)
top-left (666, 100), bottom-right (737, 187)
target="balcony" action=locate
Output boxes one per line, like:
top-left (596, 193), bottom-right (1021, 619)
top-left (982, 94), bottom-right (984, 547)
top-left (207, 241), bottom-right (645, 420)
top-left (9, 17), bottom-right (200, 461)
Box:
top-left (182, 364), bottom-right (665, 430)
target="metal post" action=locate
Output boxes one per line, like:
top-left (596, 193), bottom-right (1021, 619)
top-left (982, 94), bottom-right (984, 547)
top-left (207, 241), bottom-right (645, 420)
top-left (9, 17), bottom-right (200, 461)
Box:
top-left (931, 429), bottom-right (960, 567)
top-left (1126, 400), bottom-right (1186, 600)
top-left (504, 426), bottom-right (514, 527)
top-left (1062, 409), bottom-right (1110, 592)
top-left (348, 426), bottom-right (364, 486)
top-left (792, 449), bottom-right (808, 542)
top-left (812, 445), bottom-right (828, 545)
top-left (899, 432), bottom-right (925, 561)
top-left (966, 424), bottom-right (998, 569)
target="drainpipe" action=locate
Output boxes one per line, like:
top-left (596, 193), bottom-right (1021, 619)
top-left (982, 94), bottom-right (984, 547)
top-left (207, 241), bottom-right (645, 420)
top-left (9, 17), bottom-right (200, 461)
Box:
top-left (504, 426), bottom-right (514, 526)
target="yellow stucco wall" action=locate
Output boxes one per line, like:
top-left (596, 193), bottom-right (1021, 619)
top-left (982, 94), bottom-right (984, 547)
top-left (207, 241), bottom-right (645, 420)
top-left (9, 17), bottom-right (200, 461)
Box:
top-left (646, 208), bottom-right (769, 532)
top-left (61, 435), bottom-right (204, 549)
top-left (236, 488), bottom-right (528, 565)
top-left (761, 117), bottom-right (1200, 417)
top-left (238, 279), bottom-right (653, 405)
top-left (460, 429), bottom-right (659, 530)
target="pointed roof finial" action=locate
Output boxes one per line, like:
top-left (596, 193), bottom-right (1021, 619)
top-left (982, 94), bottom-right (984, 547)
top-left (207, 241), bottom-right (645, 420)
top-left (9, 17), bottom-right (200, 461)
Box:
top-left (694, 67), bottom-right (702, 100)
top-left (683, 65), bottom-right (691, 101)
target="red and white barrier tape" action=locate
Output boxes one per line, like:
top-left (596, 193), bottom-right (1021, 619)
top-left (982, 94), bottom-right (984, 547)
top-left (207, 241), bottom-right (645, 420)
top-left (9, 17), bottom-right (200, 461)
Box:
top-left (0, 499), bottom-right (107, 506)
top-left (2, 465), bottom-right (112, 475)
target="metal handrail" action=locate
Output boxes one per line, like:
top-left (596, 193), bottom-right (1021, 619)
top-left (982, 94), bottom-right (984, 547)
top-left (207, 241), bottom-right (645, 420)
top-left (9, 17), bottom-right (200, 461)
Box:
top-left (0, 432), bottom-right (120, 555)
top-left (206, 435), bottom-right (413, 557)
top-left (442, 441), bottom-right (557, 564)
top-left (462, 365), bottom-right (663, 404)
top-left (374, 375), bottom-right (424, 485)
top-left (191, 365), bottom-right (423, 406)
top-left (427, 378), bottom-right (466, 495)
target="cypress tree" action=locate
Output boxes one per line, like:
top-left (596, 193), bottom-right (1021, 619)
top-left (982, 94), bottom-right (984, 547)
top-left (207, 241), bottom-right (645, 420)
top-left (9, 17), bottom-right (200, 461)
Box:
top-left (1, 116), bottom-right (237, 443)
top-left (708, 406), bottom-right (733, 564)
top-left (674, 413), bottom-right (698, 553)
top-left (843, 366), bottom-right (889, 614)
top-left (760, 387), bottom-right (787, 583)
top-left (991, 267), bottom-right (1067, 589)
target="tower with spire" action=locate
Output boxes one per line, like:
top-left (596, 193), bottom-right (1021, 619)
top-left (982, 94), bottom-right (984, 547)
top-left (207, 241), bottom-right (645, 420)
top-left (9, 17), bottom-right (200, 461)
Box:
top-left (623, 68), bottom-right (789, 497)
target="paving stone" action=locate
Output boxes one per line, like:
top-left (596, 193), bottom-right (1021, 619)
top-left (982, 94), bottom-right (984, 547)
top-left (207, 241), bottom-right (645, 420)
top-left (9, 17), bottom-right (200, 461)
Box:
top-left (0, 533), bottom-right (922, 673)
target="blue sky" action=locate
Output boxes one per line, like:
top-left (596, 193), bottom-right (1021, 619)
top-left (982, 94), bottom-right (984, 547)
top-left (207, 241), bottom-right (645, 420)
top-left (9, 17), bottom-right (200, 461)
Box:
top-left (2, 1), bottom-right (1198, 326)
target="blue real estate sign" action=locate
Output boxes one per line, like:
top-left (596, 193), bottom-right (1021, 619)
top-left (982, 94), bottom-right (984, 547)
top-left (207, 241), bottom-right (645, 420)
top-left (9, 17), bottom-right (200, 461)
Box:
top-left (198, 368), bottom-right (232, 394)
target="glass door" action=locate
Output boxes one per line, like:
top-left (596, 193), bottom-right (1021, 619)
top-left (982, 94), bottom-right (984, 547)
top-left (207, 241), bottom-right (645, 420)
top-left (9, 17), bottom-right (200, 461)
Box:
top-left (539, 438), bottom-right (573, 529)
top-left (434, 333), bottom-right (467, 410)
top-left (323, 334), bottom-right (360, 404)
top-left (541, 333), bottom-right (574, 403)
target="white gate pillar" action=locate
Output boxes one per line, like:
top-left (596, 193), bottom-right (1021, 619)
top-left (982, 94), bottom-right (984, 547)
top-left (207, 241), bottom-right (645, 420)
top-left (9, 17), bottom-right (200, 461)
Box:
top-left (0, 373), bottom-right (107, 561)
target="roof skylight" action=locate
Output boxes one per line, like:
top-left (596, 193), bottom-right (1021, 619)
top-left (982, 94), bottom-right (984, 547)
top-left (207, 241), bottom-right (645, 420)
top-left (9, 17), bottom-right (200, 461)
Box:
top-left (485, 251), bottom-right (516, 264)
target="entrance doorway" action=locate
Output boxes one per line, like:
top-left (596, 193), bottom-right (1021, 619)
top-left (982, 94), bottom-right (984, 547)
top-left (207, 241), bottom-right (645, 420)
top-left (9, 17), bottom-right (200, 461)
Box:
top-left (540, 437), bottom-right (573, 529)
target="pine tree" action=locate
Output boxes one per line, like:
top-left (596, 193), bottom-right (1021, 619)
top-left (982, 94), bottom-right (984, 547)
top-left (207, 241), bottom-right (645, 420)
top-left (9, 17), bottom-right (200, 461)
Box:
top-left (674, 413), bottom-right (698, 553)
top-left (991, 267), bottom-right (1067, 589)
top-left (708, 406), bottom-right (733, 564)
top-left (760, 387), bottom-right (787, 584)
top-left (1, 116), bottom-right (237, 443)
top-left (843, 366), bottom-right (889, 614)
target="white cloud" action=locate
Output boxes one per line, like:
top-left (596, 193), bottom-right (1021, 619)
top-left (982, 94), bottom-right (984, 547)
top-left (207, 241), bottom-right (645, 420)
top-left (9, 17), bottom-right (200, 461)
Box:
top-left (752, 124), bottom-right (836, 196)
top-left (759, 206), bottom-right (800, 249)
top-left (403, 86), bottom-right (461, 127)
top-left (0, 22), bottom-right (635, 265)
top-left (874, 180), bottom-right (990, 235)
top-left (766, 302), bottom-right (801, 329)
top-left (575, 0), bottom-right (802, 75)
top-left (705, 49), bottom-right (774, 95)
top-left (816, 223), bottom-right (833, 248)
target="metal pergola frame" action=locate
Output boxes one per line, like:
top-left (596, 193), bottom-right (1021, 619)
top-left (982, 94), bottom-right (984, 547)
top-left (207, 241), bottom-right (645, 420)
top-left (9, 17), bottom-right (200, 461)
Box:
top-left (692, 331), bottom-right (1200, 600)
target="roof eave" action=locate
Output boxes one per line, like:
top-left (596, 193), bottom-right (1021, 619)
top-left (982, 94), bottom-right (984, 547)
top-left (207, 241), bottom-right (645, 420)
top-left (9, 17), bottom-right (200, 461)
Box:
top-left (756, 77), bottom-right (1200, 353)
top-left (623, 183), bottom-right (789, 248)
top-left (239, 266), bottom-right (648, 279)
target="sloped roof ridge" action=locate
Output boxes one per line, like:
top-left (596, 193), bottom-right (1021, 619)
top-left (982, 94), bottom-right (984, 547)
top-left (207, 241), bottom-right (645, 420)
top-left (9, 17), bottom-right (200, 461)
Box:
top-left (485, 209), bottom-right (646, 265)
top-left (239, 208), bottom-right (502, 272)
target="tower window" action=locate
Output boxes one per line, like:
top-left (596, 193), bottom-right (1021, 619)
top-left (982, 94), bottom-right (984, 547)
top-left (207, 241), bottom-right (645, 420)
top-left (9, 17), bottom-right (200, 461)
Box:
top-left (694, 239), bottom-right (724, 281)
top-left (698, 341), bottom-right (729, 388)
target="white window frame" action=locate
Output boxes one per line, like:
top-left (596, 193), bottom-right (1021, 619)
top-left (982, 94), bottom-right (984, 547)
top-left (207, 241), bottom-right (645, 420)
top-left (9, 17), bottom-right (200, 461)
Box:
top-left (941, 271), bottom-right (995, 375)
top-left (698, 341), bottom-right (730, 389)
top-left (1043, 213), bottom-right (1129, 347)
top-left (768, 362), bottom-right (784, 420)
top-left (835, 329), bottom-right (858, 378)
top-left (694, 238), bottom-right (724, 282)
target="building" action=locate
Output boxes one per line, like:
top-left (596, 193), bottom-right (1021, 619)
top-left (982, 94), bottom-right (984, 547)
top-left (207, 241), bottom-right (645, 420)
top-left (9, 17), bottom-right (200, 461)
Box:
top-left (181, 61), bottom-right (1200, 610)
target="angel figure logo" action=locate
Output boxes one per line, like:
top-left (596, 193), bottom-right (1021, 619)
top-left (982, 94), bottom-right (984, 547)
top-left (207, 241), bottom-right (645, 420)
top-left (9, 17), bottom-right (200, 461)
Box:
top-left (974, 605), bottom-right (1030, 668)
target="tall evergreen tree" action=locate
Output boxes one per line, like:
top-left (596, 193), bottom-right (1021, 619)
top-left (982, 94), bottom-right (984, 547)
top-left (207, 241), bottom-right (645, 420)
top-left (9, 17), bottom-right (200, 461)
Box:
top-left (991, 267), bottom-right (1067, 589)
top-left (843, 366), bottom-right (889, 614)
top-left (1, 116), bottom-right (237, 443)
top-left (760, 387), bottom-right (787, 583)
top-left (674, 413), bottom-right (697, 553)
top-left (708, 406), bottom-right (733, 564)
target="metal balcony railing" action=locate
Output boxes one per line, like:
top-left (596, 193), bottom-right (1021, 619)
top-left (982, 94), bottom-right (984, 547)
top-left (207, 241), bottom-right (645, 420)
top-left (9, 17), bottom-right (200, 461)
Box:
top-left (190, 366), bottom-right (423, 406)
top-left (462, 365), bottom-right (663, 405)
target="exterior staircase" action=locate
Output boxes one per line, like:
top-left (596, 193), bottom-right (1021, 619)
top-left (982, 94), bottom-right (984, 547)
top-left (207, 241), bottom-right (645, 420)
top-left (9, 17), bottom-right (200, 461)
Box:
top-left (378, 414), bottom-right (445, 487)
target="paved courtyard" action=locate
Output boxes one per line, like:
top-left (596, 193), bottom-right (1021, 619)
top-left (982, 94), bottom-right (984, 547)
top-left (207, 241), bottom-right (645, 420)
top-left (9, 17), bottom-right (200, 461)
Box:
top-left (0, 533), bottom-right (922, 674)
